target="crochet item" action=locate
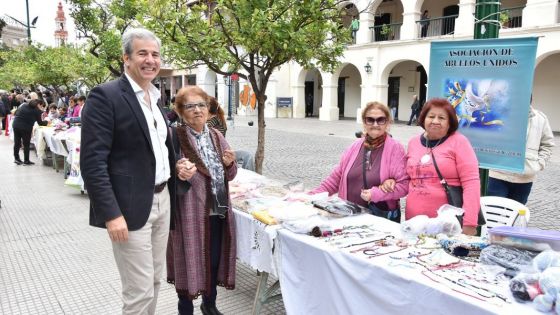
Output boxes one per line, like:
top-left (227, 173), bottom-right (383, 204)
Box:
top-left (438, 234), bottom-right (489, 257)
top-left (534, 267), bottom-right (560, 313)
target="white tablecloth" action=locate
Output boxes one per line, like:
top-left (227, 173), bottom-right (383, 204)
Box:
top-left (234, 209), bottom-right (280, 277)
top-left (275, 214), bottom-right (541, 315)
top-left (41, 127), bottom-right (69, 157)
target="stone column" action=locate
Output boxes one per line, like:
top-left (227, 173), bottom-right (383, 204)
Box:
top-left (455, 0), bottom-right (476, 37)
top-left (292, 84), bottom-right (306, 118)
top-left (523, 0), bottom-right (558, 28)
top-left (356, 11), bottom-right (374, 44)
top-left (319, 73), bottom-right (339, 121)
top-left (400, 10), bottom-right (420, 40)
top-left (169, 76), bottom-right (175, 98)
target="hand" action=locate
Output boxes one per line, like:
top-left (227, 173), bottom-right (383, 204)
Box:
top-left (462, 225), bottom-right (477, 236)
top-left (106, 215), bottom-right (128, 242)
top-left (360, 189), bottom-right (371, 202)
top-left (379, 179), bottom-right (396, 193)
top-left (223, 149), bottom-right (236, 167)
top-left (176, 158), bottom-right (196, 181)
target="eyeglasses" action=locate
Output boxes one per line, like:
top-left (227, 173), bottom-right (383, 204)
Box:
top-left (364, 116), bottom-right (388, 126)
top-left (180, 102), bottom-right (207, 111)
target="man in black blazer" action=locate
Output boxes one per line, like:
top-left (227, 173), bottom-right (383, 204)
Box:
top-left (81, 28), bottom-right (194, 315)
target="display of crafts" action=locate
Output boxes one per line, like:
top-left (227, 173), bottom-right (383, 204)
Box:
top-left (230, 169), bottom-right (321, 225)
top-left (231, 169), bottom-right (560, 313)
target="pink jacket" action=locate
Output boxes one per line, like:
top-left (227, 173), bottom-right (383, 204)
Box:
top-left (406, 132), bottom-right (480, 226)
top-left (71, 104), bottom-right (81, 118)
top-left (310, 135), bottom-right (409, 209)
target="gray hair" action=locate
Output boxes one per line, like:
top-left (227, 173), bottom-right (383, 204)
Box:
top-left (122, 28), bottom-right (161, 55)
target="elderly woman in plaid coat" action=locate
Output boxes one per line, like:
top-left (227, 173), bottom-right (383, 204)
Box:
top-left (167, 86), bottom-right (237, 315)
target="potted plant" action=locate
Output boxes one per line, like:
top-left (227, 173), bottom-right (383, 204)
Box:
top-left (499, 12), bottom-right (509, 28)
top-left (380, 24), bottom-right (393, 40)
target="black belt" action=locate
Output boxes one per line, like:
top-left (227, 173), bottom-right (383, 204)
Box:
top-left (154, 182), bottom-right (167, 193)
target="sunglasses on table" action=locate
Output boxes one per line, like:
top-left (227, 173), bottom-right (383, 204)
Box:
top-left (179, 102), bottom-right (207, 111)
top-left (364, 116), bottom-right (388, 126)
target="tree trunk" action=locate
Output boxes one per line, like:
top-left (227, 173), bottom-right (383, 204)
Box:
top-left (255, 93), bottom-right (266, 174)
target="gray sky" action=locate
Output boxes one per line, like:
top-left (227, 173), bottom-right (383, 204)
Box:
top-left (0, 0), bottom-right (77, 47)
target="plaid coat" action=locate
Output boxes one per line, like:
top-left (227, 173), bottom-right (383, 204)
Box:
top-left (167, 126), bottom-right (237, 299)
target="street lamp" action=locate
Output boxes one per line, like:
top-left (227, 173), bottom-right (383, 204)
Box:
top-left (223, 75), bottom-right (233, 120)
top-left (364, 62), bottom-right (372, 74)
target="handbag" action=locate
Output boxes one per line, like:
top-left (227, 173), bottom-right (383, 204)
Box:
top-left (362, 148), bottom-right (400, 222)
top-left (431, 151), bottom-right (486, 227)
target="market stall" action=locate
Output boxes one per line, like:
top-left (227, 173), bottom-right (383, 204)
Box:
top-left (274, 215), bottom-right (544, 315)
top-left (230, 169), bottom-right (557, 315)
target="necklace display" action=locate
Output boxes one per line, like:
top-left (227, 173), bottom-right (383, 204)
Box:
top-left (420, 135), bottom-right (443, 165)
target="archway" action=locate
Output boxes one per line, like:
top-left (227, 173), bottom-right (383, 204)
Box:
top-left (304, 69), bottom-right (323, 117)
top-left (500, 0), bottom-right (527, 29)
top-left (534, 51), bottom-right (560, 131)
top-left (203, 70), bottom-right (217, 97)
top-left (370, 0), bottom-right (404, 41)
top-left (418, 0), bottom-right (460, 38)
top-left (381, 60), bottom-right (427, 122)
top-left (334, 63), bottom-right (362, 118)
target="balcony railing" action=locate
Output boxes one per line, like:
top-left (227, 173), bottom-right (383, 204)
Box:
top-left (500, 6), bottom-right (524, 29)
top-left (369, 23), bottom-right (402, 42)
top-left (416, 14), bottom-right (458, 38)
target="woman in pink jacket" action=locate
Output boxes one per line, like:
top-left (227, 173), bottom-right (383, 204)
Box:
top-left (310, 101), bottom-right (409, 222)
top-left (406, 98), bottom-right (481, 235)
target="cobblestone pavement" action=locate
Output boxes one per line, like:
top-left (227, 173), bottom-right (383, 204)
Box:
top-left (227, 116), bottom-right (560, 230)
top-left (1, 116), bottom-right (558, 314)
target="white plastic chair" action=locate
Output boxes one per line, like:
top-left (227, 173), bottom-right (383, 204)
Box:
top-left (480, 196), bottom-right (530, 238)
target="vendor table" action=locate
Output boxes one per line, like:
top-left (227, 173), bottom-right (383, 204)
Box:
top-left (234, 209), bottom-right (282, 314)
top-left (275, 214), bottom-right (541, 315)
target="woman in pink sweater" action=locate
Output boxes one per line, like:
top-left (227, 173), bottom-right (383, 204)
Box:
top-left (406, 98), bottom-right (480, 235)
top-left (310, 102), bottom-right (409, 222)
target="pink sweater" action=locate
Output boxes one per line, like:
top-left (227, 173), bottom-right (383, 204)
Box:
top-left (406, 132), bottom-right (481, 226)
top-left (310, 136), bottom-right (409, 210)
top-left (71, 105), bottom-right (81, 118)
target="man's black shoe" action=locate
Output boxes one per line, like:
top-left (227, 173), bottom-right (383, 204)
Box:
top-left (14, 160), bottom-right (23, 165)
top-left (200, 303), bottom-right (223, 315)
top-left (23, 160), bottom-right (35, 165)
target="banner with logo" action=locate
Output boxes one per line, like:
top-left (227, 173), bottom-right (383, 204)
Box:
top-left (428, 37), bottom-right (538, 172)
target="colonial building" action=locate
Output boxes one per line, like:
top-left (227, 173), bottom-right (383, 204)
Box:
top-left (157, 0), bottom-right (560, 131)
top-left (0, 16), bottom-right (28, 48)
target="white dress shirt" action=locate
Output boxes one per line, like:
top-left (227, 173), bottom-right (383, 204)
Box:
top-left (125, 73), bottom-right (170, 185)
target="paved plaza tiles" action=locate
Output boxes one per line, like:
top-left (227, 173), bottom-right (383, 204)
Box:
top-left (1, 116), bottom-right (558, 314)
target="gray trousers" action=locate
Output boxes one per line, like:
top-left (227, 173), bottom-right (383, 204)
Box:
top-left (111, 186), bottom-right (170, 315)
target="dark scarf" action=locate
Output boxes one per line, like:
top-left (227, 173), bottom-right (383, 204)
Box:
top-left (364, 133), bottom-right (387, 150)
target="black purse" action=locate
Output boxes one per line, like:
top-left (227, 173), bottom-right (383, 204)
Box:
top-left (363, 148), bottom-right (400, 223)
top-left (431, 151), bottom-right (486, 227)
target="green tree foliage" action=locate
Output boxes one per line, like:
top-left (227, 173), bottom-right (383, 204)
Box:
top-left (67, 0), bottom-right (142, 77)
top-left (0, 46), bottom-right (39, 90)
top-left (143, 0), bottom-right (351, 173)
top-left (0, 44), bottom-right (110, 95)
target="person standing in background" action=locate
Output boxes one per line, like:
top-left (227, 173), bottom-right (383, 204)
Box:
top-left (407, 95), bottom-right (420, 125)
top-left (420, 10), bottom-right (430, 38)
top-left (488, 102), bottom-right (554, 204)
top-left (351, 16), bottom-right (360, 44)
top-left (12, 99), bottom-right (48, 165)
top-left (207, 96), bottom-right (228, 136)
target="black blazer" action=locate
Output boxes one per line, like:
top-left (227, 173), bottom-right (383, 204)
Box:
top-left (81, 75), bottom-right (184, 231)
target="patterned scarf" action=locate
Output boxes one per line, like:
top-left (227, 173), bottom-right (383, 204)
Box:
top-left (179, 124), bottom-right (228, 216)
top-left (364, 133), bottom-right (387, 150)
